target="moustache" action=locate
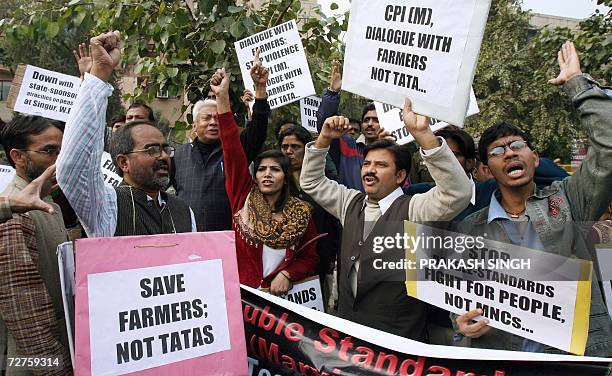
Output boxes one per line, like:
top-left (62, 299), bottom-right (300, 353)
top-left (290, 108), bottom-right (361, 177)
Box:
top-left (362, 172), bottom-right (378, 180)
top-left (154, 160), bottom-right (169, 170)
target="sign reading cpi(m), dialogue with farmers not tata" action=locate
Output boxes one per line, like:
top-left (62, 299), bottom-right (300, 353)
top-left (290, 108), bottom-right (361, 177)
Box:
top-left (74, 232), bottom-right (247, 375)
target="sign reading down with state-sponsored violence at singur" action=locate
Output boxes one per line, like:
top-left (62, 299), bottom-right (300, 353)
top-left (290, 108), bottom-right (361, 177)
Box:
top-left (10, 65), bottom-right (81, 122)
top-left (343, 0), bottom-right (491, 126)
top-left (235, 20), bottom-right (315, 109)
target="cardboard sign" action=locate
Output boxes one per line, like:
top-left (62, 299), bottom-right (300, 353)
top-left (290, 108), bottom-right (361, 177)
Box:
top-left (100, 152), bottom-right (122, 188)
top-left (9, 64), bottom-right (81, 122)
top-left (57, 242), bottom-right (76, 367)
top-left (343, 0), bottom-right (491, 126)
top-left (74, 232), bottom-right (247, 375)
top-left (299, 96), bottom-right (321, 133)
top-left (403, 222), bottom-right (592, 355)
top-left (0, 165), bottom-right (16, 193)
top-left (262, 276), bottom-right (324, 311)
top-left (375, 88), bottom-right (479, 144)
top-left (235, 20), bottom-right (315, 109)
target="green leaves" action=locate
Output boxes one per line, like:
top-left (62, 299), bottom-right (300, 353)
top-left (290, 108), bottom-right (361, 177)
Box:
top-left (209, 39), bottom-right (226, 54)
top-left (167, 67), bottom-right (179, 78)
top-left (45, 22), bottom-right (59, 38)
top-left (229, 21), bottom-right (245, 38)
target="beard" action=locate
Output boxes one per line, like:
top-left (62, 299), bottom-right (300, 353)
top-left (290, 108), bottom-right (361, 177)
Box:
top-left (24, 155), bottom-right (47, 182)
top-left (130, 160), bottom-right (170, 191)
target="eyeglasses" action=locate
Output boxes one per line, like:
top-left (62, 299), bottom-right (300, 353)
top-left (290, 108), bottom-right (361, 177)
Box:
top-left (19, 148), bottom-right (61, 156)
top-left (125, 144), bottom-right (175, 158)
top-left (488, 140), bottom-right (527, 158)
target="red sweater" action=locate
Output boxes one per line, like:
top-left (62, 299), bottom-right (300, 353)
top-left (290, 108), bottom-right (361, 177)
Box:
top-left (217, 111), bottom-right (319, 288)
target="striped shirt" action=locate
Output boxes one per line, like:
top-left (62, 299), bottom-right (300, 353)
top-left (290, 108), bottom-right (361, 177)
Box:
top-left (56, 74), bottom-right (196, 237)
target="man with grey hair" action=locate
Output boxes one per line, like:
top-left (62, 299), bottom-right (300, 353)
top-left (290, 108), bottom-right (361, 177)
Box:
top-left (170, 50), bottom-right (270, 231)
top-left (57, 31), bottom-right (196, 237)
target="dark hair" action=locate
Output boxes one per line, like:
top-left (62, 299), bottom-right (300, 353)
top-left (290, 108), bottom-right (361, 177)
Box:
top-left (361, 103), bottom-right (376, 123)
top-left (349, 118), bottom-right (361, 129)
top-left (437, 128), bottom-right (476, 160)
top-left (278, 125), bottom-right (313, 148)
top-left (109, 120), bottom-right (158, 177)
top-left (274, 120), bottom-right (299, 139)
top-left (253, 149), bottom-right (297, 212)
top-left (109, 113), bottom-right (126, 127)
top-left (0, 115), bottom-right (64, 167)
top-left (127, 102), bottom-right (156, 122)
top-left (363, 139), bottom-right (411, 184)
top-left (478, 122), bottom-right (534, 164)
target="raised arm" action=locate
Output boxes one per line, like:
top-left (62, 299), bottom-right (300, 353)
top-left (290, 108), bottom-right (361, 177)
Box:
top-left (301, 116), bottom-right (361, 225)
top-left (56, 32), bottom-right (121, 237)
top-left (211, 68), bottom-right (253, 214)
top-left (239, 49), bottom-right (270, 164)
top-left (401, 98), bottom-right (471, 221)
top-left (551, 42), bottom-right (612, 221)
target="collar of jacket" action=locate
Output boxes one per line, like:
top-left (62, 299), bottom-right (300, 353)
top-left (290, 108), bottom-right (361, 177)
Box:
top-left (469, 182), bottom-right (559, 225)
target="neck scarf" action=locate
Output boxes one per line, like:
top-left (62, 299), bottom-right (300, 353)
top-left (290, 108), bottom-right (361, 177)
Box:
top-left (237, 186), bottom-right (312, 248)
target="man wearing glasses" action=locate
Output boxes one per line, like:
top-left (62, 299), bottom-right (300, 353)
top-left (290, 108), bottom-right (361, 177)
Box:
top-left (453, 42), bottom-right (611, 356)
top-left (57, 31), bottom-right (195, 237)
top-left (0, 116), bottom-right (72, 374)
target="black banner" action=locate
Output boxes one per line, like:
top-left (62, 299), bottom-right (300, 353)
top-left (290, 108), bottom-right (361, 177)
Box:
top-left (241, 287), bottom-right (610, 376)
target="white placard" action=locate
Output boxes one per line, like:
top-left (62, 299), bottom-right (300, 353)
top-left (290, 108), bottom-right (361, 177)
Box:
top-left (57, 242), bottom-right (76, 367)
top-left (234, 20), bottom-right (315, 109)
top-left (343, 0), bottom-right (491, 126)
top-left (0, 165), bottom-right (16, 192)
top-left (87, 260), bottom-right (231, 375)
top-left (282, 276), bottom-right (324, 311)
top-left (13, 65), bottom-right (81, 122)
top-left (299, 96), bottom-right (321, 133)
top-left (404, 222), bottom-right (591, 355)
top-left (100, 152), bottom-right (122, 187)
top-left (375, 88), bottom-right (479, 144)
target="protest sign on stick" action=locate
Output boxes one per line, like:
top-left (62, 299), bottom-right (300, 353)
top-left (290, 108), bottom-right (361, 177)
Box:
top-left (403, 221), bottom-right (592, 355)
top-left (343, 0), bottom-right (491, 126)
top-left (235, 20), bottom-right (315, 109)
top-left (74, 232), bottom-right (247, 375)
top-left (375, 88), bottom-right (479, 145)
top-left (299, 96), bottom-right (321, 133)
top-left (8, 64), bottom-right (81, 122)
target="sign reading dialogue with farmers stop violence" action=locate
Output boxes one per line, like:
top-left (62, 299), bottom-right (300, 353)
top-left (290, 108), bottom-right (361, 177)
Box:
top-left (10, 65), bottom-right (81, 122)
top-left (235, 20), bottom-right (315, 109)
top-left (343, 0), bottom-right (491, 126)
top-left (74, 232), bottom-right (247, 375)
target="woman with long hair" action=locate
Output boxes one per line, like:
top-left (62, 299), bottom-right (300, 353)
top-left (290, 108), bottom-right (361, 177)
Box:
top-left (210, 62), bottom-right (319, 296)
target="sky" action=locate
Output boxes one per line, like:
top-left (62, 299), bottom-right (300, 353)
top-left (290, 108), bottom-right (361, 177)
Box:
top-left (317, 0), bottom-right (610, 20)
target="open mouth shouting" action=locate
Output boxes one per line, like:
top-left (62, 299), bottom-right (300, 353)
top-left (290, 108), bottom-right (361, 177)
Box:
top-left (505, 161), bottom-right (525, 179)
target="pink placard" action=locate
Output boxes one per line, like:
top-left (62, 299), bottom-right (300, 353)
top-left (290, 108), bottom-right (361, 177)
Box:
top-left (74, 231), bottom-right (247, 375)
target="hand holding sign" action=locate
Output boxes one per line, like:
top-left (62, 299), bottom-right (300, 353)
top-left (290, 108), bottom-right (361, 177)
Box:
top-left (456, 308), bottom-right (491, 339)
top-left (377, 127), bottom-right (397, 143)
top-left (73, 42), bottom-right (92, 79)
top-left (90, 31), bottom-right (121, 82)
top-left (402, 98), bottom-right (439, 150)
top-left (315, 116), bottom-right (350, 149)
top-left (548, 41), bottom-right (583, 86)
top-left (329, 60), bottom-right (342, 92)
top-left (270, 271), bottom-right (291, 296)
top-left (9, 164), bottom-right (57, 214)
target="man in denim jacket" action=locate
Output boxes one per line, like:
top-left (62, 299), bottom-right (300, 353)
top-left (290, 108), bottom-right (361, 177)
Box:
top-left (453, 42), bottom-right (611, 357)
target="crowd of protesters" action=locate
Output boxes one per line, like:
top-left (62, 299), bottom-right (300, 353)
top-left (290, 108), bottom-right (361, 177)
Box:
top-left (0, 30), bottom-right (610, 374)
